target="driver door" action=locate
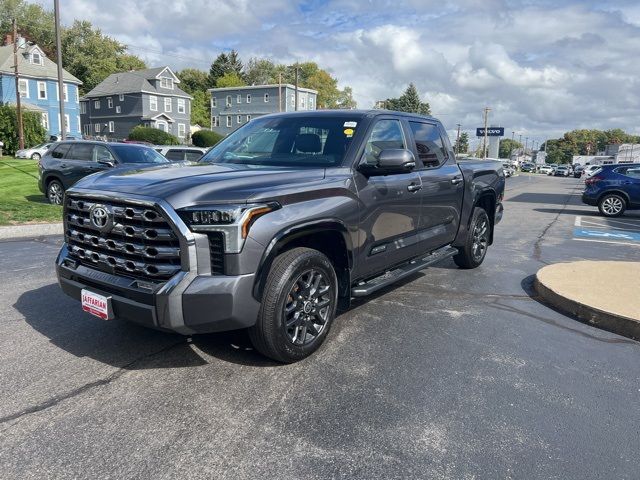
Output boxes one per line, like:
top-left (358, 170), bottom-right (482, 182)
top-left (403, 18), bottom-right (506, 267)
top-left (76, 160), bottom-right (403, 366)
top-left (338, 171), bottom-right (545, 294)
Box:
top-left (353, 118), bottom-right (423, 279)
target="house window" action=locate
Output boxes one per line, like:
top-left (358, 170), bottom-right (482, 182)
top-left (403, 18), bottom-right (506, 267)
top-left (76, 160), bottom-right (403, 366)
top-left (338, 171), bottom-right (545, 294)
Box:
top-left (164, 97), bottom-right (172, 112)
top-left (264, 93), bottom-right (269, 102)
top-left (212, 116), bottom-right (220, 127)
top-left (309, 97), bottom-right (314, 109)
top-left (18, 79), bottom-right (28, 98)
top-left (107, 97), bottom-right (113, 108)
top-left (226, 95), bottom-right (232, 107)
top-left (226, 116), bottom-right (231, 127)
top-left (156, 120), bottom-right (168, 132)
top-left (160, 77), bottom-right (173, 89)
top-left (149, 95), bottom-right (157, 111)
top-left (246, 115), bottom-right (251, 122)
top-left (80, 102), bottom-right (86, 114)
top-left (108, 121), bottom-right (114, 133)
top-left (41, 112), bottom-right (49, 130)
top-left (75, 88), bottom-right (79, 103)
top-left (290, 95), bottom-right (295, 107)
top-left (300, 97), bottom-right (305, 109)
top-left (237, 115), bottom-right (241, 124)
top-left (63, 84), bottom-right (68, 102)
top-left (64, 114), bottom-right (70, 133)
top-left (212, 97), bottom-right (217, 108)
top-left (178, 123), bottom-right (186, 138)
top-left (94, 100), bottom-right (101, 110)
top-left (246, 94), bottom-right (251, 103)
top-left (177, 98), bottom-right (186, 114)
top-left (119, 94), bottom-right (124, 101)
top-left (83, 124), bottom-right (90, 135)
top-left (115, 106), bottom-right (121, 114)
top-left (31, 51), bottom-right (42, 65)
top-left (37, 81), bottom-right (47, 100)
top-left (94, 123), bottom-right (100, 133)
top-left (237, 94), bottom-right (242, 104)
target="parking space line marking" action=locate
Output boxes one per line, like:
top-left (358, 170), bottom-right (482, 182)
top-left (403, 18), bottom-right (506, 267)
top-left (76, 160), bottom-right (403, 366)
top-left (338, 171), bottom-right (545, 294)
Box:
top-left (580, 219), bottom-right (640, 232)
top-left (573, 227), bottom-right (640, 242)
top-left (574, 238), bottom-right (640, 247)
top-left (597, 218), bottom-right (640, 229)
top-left (575, 216), bottom-right (582, 227)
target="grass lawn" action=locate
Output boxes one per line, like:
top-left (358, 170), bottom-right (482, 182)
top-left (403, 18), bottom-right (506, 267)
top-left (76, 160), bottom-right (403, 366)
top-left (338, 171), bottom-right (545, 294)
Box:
top-left (0, 157), bottom-right (62, 225)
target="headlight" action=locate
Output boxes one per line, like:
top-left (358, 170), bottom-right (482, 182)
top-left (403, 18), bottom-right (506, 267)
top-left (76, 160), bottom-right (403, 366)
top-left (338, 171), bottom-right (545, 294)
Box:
top-left (178, 203), bottom-right (279, 253)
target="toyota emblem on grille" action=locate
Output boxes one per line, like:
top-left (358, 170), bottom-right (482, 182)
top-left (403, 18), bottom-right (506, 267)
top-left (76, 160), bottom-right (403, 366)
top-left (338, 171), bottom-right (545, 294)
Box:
top-left (89, 204), bottom-right (113, 232)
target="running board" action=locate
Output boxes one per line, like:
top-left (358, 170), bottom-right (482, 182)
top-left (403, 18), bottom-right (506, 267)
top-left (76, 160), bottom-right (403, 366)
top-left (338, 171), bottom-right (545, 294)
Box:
top-left (351, 246), bottom-right (458, 297)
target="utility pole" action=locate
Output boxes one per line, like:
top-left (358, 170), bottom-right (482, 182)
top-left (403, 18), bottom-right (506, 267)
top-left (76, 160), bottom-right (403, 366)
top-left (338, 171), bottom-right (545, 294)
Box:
top-left (12, 19), bottom-right (25, 150)
top-left (455, 123), bottom-right (461, 155)
top-left (482, 107), bottom-right (490, 159)
top-left (525, 137), bottom-right (529, 158)
top-left (278, 72), bottom-right (282, 112)
top-left (294, 64), bottom-right (299, 112)
top-left (509, 131), bottom-right (516, 160)
top-left (54, 0), bottom-right (66, 140)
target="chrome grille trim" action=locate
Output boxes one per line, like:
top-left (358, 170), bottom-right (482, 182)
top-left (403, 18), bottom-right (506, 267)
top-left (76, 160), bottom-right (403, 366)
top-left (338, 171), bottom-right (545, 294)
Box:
top-left (65, 195), bottom-right (182, 281)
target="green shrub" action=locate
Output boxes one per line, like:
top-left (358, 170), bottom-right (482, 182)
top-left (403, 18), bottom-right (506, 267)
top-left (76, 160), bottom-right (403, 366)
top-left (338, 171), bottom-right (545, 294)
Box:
top-left (0, 105), bottom-right (47, 155)
top-left (192, 129), bottom-right (223, 147)
top-left (128, 126), bottom-right (180, 145)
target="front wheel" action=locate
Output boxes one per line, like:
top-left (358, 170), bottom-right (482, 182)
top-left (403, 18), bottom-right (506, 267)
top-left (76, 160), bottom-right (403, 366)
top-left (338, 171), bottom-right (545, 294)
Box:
top-left (598, 193), bottom-right (626, 217)
top-left (249, 247), bottom-right (338, 363)
top-left (454, 207), bottom-right (490, 269)
top-left (31, 152), bottom-right (41, 160)
top-left (47, 179), bottom-right (64, 205)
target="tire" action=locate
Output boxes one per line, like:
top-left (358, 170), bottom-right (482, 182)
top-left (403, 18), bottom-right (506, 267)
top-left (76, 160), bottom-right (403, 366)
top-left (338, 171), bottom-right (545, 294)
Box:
top-left (31, 152), bottom-right (41, 160)
top-left (454, 207), bottom-right (490, 269)
top-left (47, 179), bottom-right (64, 205)
top-left (598, 193), bottom-right (626, 217)
top-left (248, 247), bottom-right (338, 363)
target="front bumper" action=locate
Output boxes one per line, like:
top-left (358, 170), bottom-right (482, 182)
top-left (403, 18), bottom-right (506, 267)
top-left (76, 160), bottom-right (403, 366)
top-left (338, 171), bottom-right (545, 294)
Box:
top-left (56, 244), bottom-right (261, 334)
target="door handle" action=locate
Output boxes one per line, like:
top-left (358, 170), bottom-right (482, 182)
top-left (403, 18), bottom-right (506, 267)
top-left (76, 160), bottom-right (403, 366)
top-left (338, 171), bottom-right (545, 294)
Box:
top-left (407, 183), bottom-right (422, 192)
top-left (451, 177), bottom-right (463, 185)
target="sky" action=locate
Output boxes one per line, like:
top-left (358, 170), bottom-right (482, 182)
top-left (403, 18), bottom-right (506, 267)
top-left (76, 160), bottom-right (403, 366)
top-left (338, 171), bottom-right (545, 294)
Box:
top-left (48, 0), bottom-right (640, 147)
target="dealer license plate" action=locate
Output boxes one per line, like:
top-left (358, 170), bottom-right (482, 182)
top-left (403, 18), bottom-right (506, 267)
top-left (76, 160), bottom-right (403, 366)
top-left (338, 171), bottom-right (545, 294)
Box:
top-left (81, 289), bottom-right (113, 320)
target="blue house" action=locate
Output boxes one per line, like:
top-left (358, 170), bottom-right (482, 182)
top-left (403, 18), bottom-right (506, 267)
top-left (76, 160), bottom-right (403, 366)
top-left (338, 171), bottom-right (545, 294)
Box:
top-left (0, 36), bottom-right (82, 138)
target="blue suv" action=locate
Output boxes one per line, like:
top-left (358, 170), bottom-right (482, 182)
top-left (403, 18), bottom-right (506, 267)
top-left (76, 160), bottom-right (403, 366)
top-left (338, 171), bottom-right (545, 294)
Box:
top-left (582, 164), bottom-right (640, 217)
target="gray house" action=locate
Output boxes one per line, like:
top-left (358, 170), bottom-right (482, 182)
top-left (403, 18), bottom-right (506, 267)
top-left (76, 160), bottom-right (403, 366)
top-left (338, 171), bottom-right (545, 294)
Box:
top-left (209, 84), bottom-right (317, 136)
top-left (80, 66), bottom-right (192, 142)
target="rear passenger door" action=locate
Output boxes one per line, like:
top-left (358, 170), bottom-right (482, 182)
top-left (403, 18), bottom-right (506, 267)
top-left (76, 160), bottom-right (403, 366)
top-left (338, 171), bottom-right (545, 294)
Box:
top-left (64, 143), bottom-right (105, 186)
top-left (406, 120), bottom-right (463, 252)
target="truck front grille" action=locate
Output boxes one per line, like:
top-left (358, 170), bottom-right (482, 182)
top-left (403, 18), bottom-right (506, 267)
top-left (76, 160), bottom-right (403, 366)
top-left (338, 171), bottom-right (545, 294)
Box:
top-left (207, 232), bottom-right (225, 275)
top-left (64, 196), bottom-right (182, 281)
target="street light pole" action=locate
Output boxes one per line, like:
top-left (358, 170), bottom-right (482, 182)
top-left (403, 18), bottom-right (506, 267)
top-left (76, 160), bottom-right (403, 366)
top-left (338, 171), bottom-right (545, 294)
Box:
top-left (482, 107), bottom-right (491, 160)
top-left (455, 123), bottom-right (461, 155)
top-left (54, 0), bottom-right (66, 140)
top-left (12, 18), bottom-right (25, 150)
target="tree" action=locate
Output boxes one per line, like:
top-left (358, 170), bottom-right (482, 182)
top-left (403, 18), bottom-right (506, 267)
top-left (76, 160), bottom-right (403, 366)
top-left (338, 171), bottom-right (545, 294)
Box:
top-left (190, 90), bottom-right (211, 127)
top-left (0, 105), bottom-right (46, 155)
top-left (336, 86), bottom-right (357, 109)
top-left (0, 0), bottom-right (56, 55)
top-left (177, 68), bottom-right (209, 94)
top-left (215, 72), bottom-right (245, 88)
top-left (384, 84), bottom-right (430, 115)
top-left (244, 58), bottom-right (279, 85)
top-left (192, 129), bottom-right (223, 147)
top-left (455, 132), bottom-right (469, 154)
top-left (208, 50), bottom-right (243, 88)
top-left (61, 20), bottom-right (147, 93)
top-left (498, 138), bottom-right (522, 158)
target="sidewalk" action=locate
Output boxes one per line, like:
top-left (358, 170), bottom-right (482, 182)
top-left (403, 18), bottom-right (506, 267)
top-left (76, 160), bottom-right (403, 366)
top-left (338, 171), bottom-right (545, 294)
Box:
top-left (535, 261), bottom-right (640, 340)
top-left (0, 222), bottom-right (63, 240)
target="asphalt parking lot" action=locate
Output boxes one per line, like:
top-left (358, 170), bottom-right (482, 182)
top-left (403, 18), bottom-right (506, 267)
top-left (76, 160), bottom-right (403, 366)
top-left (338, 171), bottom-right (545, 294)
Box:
top-left (1, 174), bottom-right (639, 479)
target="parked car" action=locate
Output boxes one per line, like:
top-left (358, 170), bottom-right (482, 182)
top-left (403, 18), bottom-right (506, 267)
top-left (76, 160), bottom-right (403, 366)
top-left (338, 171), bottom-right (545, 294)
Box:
top-left (539, 165), bottom-right (554, 175)
top-left (521, 162), bottom-right (535, 172)
top-left (554, 165), bottom-right (570, 177)
top-left (582, 164), bottom-right (640, 217)
top-left (56, 110), bottom-right (505, 363)
top-left (38, 141), bottom-right (170, 205)
top-left (15, 142), bottom-right (54, 160)
top-left (573, 165), bottom-right (584, 178)
top-left (502, 163), bottom-right (515, 177)
top-left (154, 146), bottom-right (208, 162)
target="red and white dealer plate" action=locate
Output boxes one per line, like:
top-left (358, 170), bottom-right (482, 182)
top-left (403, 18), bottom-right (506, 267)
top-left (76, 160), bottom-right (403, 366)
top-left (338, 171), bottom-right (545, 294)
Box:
top-left (81, 289), bottom-right (113, 320)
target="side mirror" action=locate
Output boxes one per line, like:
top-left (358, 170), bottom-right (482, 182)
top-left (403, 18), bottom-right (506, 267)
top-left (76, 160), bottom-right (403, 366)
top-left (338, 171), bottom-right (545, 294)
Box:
top-left (360, 149), bottom-right (416, 175)
top-left (98, 159), bottom-right (115, 168)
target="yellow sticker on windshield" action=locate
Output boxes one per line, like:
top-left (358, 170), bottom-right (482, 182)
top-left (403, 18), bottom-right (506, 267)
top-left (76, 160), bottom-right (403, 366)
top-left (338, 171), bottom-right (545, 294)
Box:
top-left (344, 128), bottom-right (354, 137)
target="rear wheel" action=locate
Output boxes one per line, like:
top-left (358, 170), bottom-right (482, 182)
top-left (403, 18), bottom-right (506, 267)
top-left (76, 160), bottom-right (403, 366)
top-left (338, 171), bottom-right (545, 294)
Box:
top-left (598, 193), bottom-right (626, 217)
top-left (454, 207), bottom-right (490, 269)
top-left (31, 152), bottom-right (41, 160)
top-left (249, 247), bottom-right (338, 363)
top-left (47, 179), bottom-right (64, 205)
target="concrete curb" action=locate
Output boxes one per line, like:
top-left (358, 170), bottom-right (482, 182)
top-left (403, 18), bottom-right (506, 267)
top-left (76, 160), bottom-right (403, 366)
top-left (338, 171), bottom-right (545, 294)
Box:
top-left (0, 222), bottom-right (63, 240)
top-left (534, 262), bottom-right (640, 341)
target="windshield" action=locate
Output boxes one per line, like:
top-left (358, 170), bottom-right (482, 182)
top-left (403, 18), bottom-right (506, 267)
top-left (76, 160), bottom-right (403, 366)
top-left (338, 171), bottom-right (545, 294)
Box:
top-left (199, 116), bottom-right (361, 167)
top-left (110, 145), bottom-right (170, 164)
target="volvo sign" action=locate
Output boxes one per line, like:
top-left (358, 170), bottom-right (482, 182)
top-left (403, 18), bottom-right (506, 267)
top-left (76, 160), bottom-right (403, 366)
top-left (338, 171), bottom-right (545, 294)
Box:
top-left (476, 127), bottom-right (504, 137)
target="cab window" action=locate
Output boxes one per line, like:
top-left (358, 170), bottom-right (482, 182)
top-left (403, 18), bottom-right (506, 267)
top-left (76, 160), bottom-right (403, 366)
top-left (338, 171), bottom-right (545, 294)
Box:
top-left (363, 119), bottom-right (405, 165)
top-left (409, 122), bottom-right (447, 168)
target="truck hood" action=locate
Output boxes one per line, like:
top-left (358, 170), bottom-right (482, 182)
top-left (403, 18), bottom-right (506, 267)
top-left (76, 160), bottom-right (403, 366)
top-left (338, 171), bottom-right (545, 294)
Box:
top-left (71, 162), bottom-right (327, 208)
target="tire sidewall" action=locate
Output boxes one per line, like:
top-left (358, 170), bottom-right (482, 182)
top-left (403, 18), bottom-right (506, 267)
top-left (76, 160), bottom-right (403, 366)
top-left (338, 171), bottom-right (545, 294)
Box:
top-left (598, 194), bottom-right (626, 217)
top-left (31, 153), bottom-right (41, 160)
top-left (265, 251), bottom-right (338, 361)
top-left (47, 180), bottom-right (63, 205)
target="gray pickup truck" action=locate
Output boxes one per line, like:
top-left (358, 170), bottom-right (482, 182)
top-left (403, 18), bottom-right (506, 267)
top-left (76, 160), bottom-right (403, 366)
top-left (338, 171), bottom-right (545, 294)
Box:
top-left (56, 110), bottom-right (504, 362)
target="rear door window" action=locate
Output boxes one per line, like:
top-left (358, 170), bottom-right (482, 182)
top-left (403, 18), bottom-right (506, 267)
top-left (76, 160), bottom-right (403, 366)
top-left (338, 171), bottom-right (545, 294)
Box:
top-left (409, 121), bottom-right (447, 168)
top-left (165, 149), bottom-right (185, 161)
top-left (51, 144), bottom-right (72, 159)
top-left (67, 143), bottom-right (95, 161)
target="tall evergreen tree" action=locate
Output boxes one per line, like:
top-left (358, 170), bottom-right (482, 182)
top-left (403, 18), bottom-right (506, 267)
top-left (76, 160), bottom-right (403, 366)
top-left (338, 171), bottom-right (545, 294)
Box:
top-left (384, 83), bottom-right (430, 115)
